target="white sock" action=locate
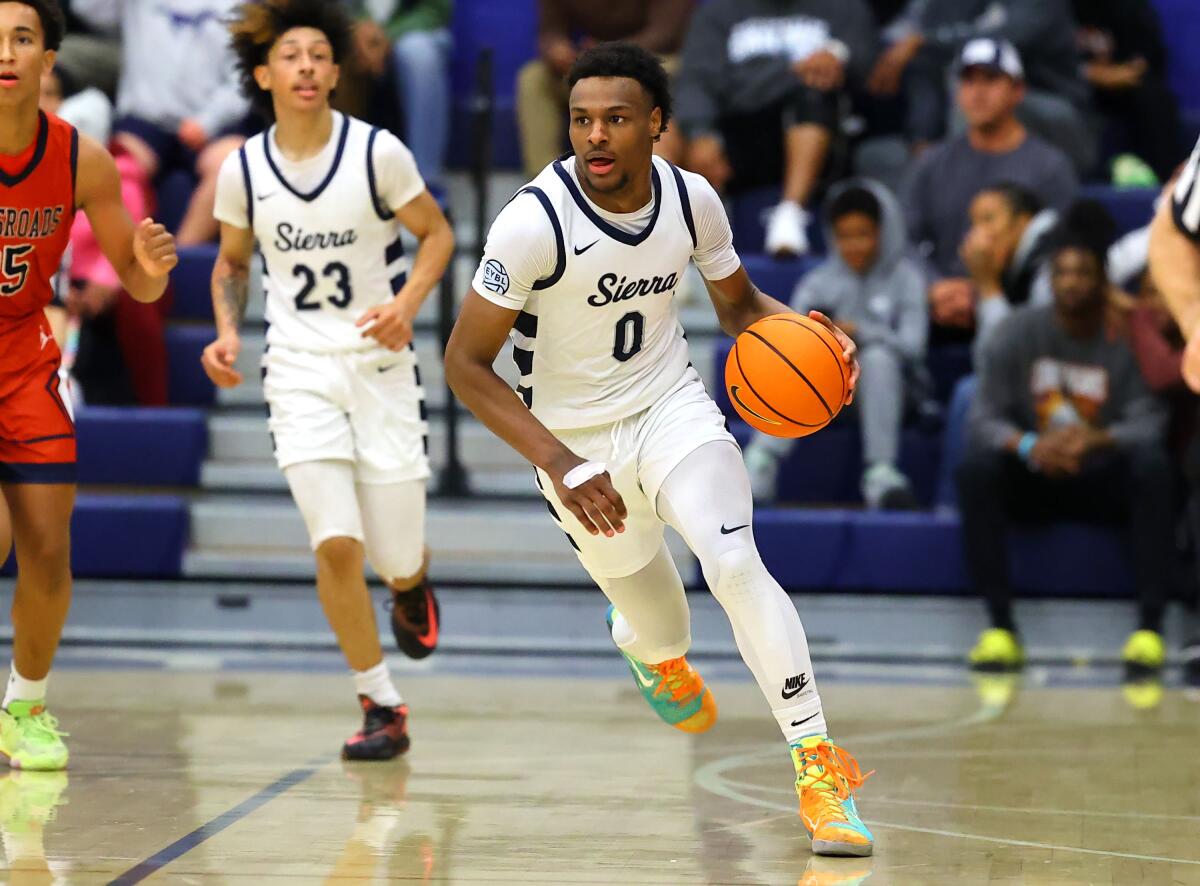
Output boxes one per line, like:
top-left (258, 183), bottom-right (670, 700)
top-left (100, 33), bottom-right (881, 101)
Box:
top-left (352, 808), bottom-right (402, 852)
top-left (779, 696), bottom-right (829, 746)
top-left (610, 611), bottom-right (637, 650)
top-left (353, 661), bottom-right (402, 708)
top-left (4, 664), bottom-right (47, 709)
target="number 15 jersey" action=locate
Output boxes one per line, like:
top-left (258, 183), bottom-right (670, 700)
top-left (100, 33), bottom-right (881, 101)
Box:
top-left (472, 156), bottom-right (740, 431)
top-left (214, 112), bottom-right (425, 353)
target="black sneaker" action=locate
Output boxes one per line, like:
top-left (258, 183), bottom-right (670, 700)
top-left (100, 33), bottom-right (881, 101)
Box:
top-left (342, 696), bottom-right (410, 761)
top-left (388, 580), bottom-right (439, 660)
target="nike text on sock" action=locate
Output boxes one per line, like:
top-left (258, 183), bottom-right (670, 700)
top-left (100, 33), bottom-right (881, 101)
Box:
top-left (353, 661), bottom-right (403, 708)
top-left (3, 663), bottom-right (48, 710)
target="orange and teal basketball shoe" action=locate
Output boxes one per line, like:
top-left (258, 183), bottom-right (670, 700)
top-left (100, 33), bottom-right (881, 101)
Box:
top-left (606, 605), bottom-right (717, 733)
top-left (0, 702), bottom-right (68, 771)
top-left (792, 735), bottom-right (874, 857)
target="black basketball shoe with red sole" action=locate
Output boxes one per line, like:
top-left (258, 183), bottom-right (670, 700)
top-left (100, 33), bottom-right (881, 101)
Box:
top-left (342, 696), bottom-right (410, 761)
top-left (388, 580), bottom-right (440, 659)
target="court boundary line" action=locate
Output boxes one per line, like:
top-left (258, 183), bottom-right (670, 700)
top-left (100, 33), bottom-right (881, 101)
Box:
top-left (106, 755), bottom-right (330, 885)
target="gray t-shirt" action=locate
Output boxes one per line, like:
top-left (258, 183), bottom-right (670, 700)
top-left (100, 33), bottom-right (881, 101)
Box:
top-left (903, 133), bottom-right (1079, 278)
top-left (968, 306), bottom-right (1167, 453)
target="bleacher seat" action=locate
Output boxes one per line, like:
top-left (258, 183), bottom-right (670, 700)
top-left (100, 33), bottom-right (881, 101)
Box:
top-left (171, 245), bottom-right (218, 321)
top-left (1, 494), bottom-right (189, 579)
top-left (729, 187), bottom-right (826, 255)
top-left (1154, 0), bottom-right (1200, 117)
top-left (1080, 185), bottom-right (1156, 237)
top-left (156, 168), bottom-right (198, 235)
top-left (76, 407), bottom-right (208, 487)
top-left (741, 254), bottom-right (818, 302)
top-left (167, 326), bottom-right (217, 407)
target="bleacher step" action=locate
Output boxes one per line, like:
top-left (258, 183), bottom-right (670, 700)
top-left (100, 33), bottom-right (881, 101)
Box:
top-left (200, 460), bottom-right (539, 497)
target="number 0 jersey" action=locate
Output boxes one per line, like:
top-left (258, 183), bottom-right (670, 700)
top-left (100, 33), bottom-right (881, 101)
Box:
top-left (472, 156), bottom-right (741, 430)
top-left (215, 113), bottom-right (423, 354)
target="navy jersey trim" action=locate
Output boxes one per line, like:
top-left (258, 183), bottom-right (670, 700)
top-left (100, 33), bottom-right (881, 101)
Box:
top-left (514, 310), bottom-right (538, 338)
top-left (263, 113), bottom-right (351, 202)
top-left (366, 128), bottom-right (395, 221)
top-left (239, 147), bottom-right (254, 228)
top-left (516, 384), bottom-right (533, 407)
top-left (1171, 138), bottom-right (1200, 242)
top-left (667, 162), bottom-right (697, 250)
top-left (385, 238), bottom-right (405, 265)
top-left (517, 187), bottom-right (565, 290)
top-left (0, 461), bottom-right (77, 484)
top-left (512, 345), bottom-right (534, 375)
top-left (69, 127), bottom-right (79, 206)
top-left (0, 111), bottom-right (50, 188)
top-left (552, 158), bottom-right (662, 247)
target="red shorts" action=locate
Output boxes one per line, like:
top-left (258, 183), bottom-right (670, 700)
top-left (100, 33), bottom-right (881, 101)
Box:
top-left (0, 313), bottom-right (76, 483)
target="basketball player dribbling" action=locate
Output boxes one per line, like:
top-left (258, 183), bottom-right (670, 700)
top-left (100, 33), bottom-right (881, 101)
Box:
top-left (202, 1), bottom-right (454, 761)
top-left (0, 0), bottom-right (177, 771)
top-left (446, 42), bottom-right (876, 856)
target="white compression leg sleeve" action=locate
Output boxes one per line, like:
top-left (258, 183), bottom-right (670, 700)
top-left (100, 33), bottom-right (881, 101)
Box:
top-left (657, 441), bottom-right (828, 742)
top-left (357, 479), bottom-right (426, 582)
top-left (284, 460), bottom-right (364, 549)
top-left (596, 541), bottom-right (692, 665)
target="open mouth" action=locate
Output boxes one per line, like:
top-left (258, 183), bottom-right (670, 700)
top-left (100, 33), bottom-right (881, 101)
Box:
top-left (0, 73), bottom-right (19, 89)
top-left (587, 156), bottom-right (615, 175)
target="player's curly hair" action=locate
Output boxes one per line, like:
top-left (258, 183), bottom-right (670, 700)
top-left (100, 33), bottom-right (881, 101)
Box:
top-left (14, 0), bottom-right (65, 52)
top-left (228, 0), bottom-right (353, 118)
top-left (568, 42), bottom-right (673, 139)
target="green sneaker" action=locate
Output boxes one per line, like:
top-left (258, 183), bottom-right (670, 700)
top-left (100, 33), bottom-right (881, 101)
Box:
top-left (968, 628), bottom-right (1025, 671)
top-left (0, 702), bottom-right (68, 771)
top-left (0, 769), bottom-right (68, 832)
top-left (605, 605), bottom-right (717, 733)
top-left (1111, 153), bottom-right (1159, 188)
top-left (1122, 629), bottom-right (1165, 677)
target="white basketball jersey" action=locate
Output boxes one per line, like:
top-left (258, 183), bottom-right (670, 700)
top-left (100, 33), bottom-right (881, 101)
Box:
top-left (237, 115), bottom-right (410, 353)
top-left (502, 156), bottom-right (697, 430)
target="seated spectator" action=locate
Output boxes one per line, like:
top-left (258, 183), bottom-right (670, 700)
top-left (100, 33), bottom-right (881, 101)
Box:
top-left (868, 0), bottom-right (1094, 172)
top-left (1072, 0), bottom-right (1184, 184)
top-left (959, 183), bottom-right (1058, 356)
top-left (55, 1), bottom-right (121, 97)
top-left (956, 234), bottom-right (1172, 675)
top-left (902, 39), bottom-right (1077, 333)
top-left (1128, 273), bottom-right (1200, 686)
top-left (743, 180), bottom-right (927, 507)
top-left (40, 66), bottom-right (170, 406)
top-left (518, 0), bottom-right (693, 179)
top-left (73, 0), bottom-right (253, 246)
top-left (675, 0), bottom-right (878, 257)
top-left (347, 0), bottom-right (452, 194)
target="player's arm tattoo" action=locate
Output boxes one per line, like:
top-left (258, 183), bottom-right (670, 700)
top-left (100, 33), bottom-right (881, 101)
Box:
top-left (220, 271), bottom-right (250, 326)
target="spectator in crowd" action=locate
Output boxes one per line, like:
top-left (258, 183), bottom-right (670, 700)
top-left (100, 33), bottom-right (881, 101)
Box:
top-left (956, 233), bottom-right (1172, 675)
top-left (518, 0), bottom-right (693, 179)
top-left (676, 0), bottom-right (877, 258)
top-left (40, 67), bottom-right (170, 406)
top-left (348, 0), bottom-right (452, 194)
top-left (1072, 0), bottom-right (1184, 184)
top-left (72, 0), bottom-right (252, 246)
top-left (744, 180), bottom-right (927, 507)
top-left (54, 1), bottom-right (121, 97)
top-left (868, 0), bottom-right (1093, 172)
top-left (959, 183), bottom-right (1058, 356)
top-left (1128, 272), bottom-right (1200, 686)
top-left (902, 39), bottom-right (1077, 333)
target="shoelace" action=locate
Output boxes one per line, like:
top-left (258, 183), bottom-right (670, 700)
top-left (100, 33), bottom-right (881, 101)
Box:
top-left (21, 712), bottom-right (67, 743)
top-left (795, 742), bottom-right (872, 821)
top-left (386, 587), bottom-right (429, 630)
top-left (648, 658), bottom-right (700, 704)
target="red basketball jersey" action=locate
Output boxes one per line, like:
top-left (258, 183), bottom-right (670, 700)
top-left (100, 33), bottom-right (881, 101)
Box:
top-left (0, 111), bottom-right (75, 326)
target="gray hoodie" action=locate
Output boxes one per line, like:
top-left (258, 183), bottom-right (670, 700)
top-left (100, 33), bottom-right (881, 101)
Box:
top-left (790, 180), bottom-right (929, 364)
top-left (675, 0), bottom-right (878, 139)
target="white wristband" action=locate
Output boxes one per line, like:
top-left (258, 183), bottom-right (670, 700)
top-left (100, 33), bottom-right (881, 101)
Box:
top-left (563, 461), bottom-right (607, 490)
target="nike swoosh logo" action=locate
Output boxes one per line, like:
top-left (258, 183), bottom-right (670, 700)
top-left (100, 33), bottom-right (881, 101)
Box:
top-left (378, 364), bottom-right (399, 374)
top-left (256, 192), bottom-right (278, 202)
top-left (720, 523), bottom-right (749, 535)
top-left (730, 385), bottom-right (781, 425)
top-left (781, 676), bottom-right (810, 700)
top-left (574, 240), bottom-right (599, 255)
top-left (790, 712), bottom-right (820, 727)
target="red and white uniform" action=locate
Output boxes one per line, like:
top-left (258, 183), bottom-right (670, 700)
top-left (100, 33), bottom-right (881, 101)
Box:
top-left (0, 111), bottom-right (78, 483)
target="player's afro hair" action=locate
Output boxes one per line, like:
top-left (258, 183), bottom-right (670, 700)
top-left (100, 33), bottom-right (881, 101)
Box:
top-left (228, 0), bottom-right (353, 118)
top-left (568, 42), bottom-right (673, 139)
top-left (13, 0), bottom-right (65, 52)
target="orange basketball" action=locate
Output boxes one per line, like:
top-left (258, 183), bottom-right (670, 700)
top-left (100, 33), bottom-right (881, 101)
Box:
top-left (725, 314), bottom-right (850, 438)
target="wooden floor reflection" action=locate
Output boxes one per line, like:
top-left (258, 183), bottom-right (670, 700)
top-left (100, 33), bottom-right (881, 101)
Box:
top-left (2, 668), bottom-right (1198, 884)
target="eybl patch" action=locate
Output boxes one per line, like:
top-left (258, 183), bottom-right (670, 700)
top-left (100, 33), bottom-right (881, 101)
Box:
top-left (482, 259), bottom-right (510, 295)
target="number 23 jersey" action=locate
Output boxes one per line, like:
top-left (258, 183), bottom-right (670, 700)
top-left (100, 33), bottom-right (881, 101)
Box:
top-left (472, 156), bottom-right (740, 431)
top-left (214, 112), bottom-right (424, 353)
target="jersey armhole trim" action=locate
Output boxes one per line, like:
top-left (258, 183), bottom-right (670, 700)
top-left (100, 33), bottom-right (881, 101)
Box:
top-left (667, 162), bottom-right (697, 250)
top-left (239, 146), bottom-right (254, 229)
top-left (69, 127), bottom-right (79, 208)
top-left (0, 110), bottom-right (50, 188)
top-left (518, 186), bottom-right (566, 291)
top-left (366, 128), bottom-right (395, 222)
